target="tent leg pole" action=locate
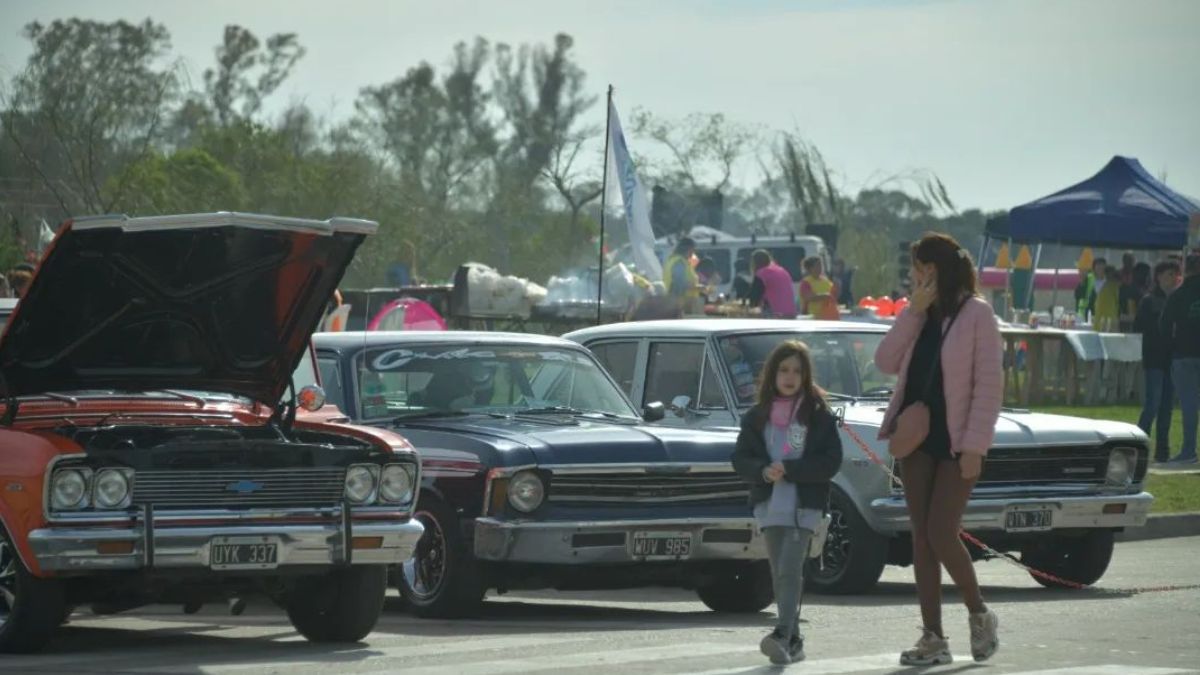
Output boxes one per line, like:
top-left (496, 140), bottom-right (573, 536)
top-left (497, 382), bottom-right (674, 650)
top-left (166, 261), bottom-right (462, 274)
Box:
top-left (1026, 243), bottom-right (1043, 311)
top-left (977, 234), bottom-right (989, 269)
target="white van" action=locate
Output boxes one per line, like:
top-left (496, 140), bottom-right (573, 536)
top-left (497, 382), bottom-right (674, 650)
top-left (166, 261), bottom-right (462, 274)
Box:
top-left (652, 226), bottom-right (831, 299)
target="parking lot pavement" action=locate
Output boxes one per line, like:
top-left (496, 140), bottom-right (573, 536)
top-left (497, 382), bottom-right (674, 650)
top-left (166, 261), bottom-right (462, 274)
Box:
top-left (9, 536), bottom-right (1200, 674)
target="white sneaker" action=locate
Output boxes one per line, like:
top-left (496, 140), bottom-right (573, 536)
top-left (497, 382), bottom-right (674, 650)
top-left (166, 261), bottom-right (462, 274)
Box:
top-left (969, 609), bottom-right (999, 662)
top-left (900, 628), bottom-right (952, 666)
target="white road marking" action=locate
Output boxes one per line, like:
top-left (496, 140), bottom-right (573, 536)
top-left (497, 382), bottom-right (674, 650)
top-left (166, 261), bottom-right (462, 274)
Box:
top-left (365, 641), bottom-right (757, 674)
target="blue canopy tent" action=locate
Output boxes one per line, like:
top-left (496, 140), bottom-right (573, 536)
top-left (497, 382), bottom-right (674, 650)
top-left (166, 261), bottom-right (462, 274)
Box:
top-left (1008, 156), bottom-right (1197, 248)
top-left (986, 156), bottom-right (1199, 311)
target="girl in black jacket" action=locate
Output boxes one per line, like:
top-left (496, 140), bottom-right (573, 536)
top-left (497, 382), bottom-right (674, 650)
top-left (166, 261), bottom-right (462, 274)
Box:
top-left (731, 340), bottom-right (843, 665)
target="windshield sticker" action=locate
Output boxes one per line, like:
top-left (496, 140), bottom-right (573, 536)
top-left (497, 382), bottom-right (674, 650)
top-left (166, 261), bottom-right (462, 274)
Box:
top-left (372, 348), bottom-right (497, 370)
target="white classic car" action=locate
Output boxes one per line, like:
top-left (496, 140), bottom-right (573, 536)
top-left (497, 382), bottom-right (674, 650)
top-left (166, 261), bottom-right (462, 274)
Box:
top-left (565, 319), bottom-right (1153, 594)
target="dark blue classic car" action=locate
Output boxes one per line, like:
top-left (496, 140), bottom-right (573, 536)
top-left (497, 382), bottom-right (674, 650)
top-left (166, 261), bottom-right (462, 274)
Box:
top-left (311, 331), bottom-right (770, 617)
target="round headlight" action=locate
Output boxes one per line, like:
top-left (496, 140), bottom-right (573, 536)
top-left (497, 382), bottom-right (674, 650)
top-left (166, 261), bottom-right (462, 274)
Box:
top-left (345, 465), bottom-right (378, 504)
top-left (51, 469), bottom-right (90, 510)
top-left (379, 464), bottom-right (414, 504)
top-left (94, 469), bottom-right (131, 509)
top-left (507, 471), bottom-right (546, 513)
top-left (1106, 449), bottom-right (1133, 485)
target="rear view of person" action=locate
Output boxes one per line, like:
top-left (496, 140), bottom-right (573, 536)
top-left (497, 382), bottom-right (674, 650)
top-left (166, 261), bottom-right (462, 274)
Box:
top-left (1161, 253), bottom-right (1200, 465)
top-left (875, 233), bottom-right (1003, 665)
top-left (732, 340), bottom-right (842, 665)
top-left (1135, 260), bottom-right (1180, 462)
top-left (749, 249), bottom-right (798, 319)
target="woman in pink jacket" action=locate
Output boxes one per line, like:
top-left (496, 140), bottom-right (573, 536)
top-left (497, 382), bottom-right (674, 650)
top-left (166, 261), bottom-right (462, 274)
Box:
top-left (874, 233), bottom-right (1003, 666)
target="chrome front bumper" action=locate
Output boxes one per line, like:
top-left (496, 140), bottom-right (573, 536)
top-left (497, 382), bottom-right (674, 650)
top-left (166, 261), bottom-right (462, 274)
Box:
top-left (29, 511), bottom-right (424, 573)
top-left (869, 491), bottom-right (1154, 532)
top-left (473, 517), bottom-right (765, 564)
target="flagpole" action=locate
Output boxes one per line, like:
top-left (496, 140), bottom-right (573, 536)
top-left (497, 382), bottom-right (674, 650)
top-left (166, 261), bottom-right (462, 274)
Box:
top-left (596, 84), bottom-right (614, 326)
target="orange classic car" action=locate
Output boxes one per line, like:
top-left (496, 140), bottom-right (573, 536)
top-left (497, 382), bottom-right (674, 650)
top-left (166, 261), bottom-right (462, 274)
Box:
top-left (0, 213), bottom-right (423, 653)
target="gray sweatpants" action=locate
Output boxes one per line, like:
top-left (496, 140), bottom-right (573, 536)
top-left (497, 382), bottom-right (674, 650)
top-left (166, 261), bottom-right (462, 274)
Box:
top-left (762, 526), bottom-right (813, 640)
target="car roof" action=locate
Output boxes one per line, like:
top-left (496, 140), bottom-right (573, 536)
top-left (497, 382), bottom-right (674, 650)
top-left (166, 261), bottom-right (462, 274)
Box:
top-left (313, 330), bottom-right (585, 352)
top-left (0, 298), bottom-right (17, 312)
top-left (564, 318), bottom-right (887, 341)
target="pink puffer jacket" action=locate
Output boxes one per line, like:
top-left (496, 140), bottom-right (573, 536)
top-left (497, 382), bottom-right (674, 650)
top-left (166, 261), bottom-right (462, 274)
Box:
top-left (874, 296), bottom-right (1004, 457)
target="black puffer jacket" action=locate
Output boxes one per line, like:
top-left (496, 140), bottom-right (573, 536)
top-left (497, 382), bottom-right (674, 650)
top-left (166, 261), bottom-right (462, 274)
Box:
top-left (731, 404), bottom-right (843, 511)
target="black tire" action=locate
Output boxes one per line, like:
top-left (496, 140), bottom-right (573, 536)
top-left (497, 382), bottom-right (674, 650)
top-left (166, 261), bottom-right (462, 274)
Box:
top-left (285, 565), bottom-right (387, 642)
top-left (0, 527), bottom-right (66, 654)
top-left (805, 488), bottom-right (889, 595)
top-left (696, 561), bottom-right (773, 613)
top-left (1022, 530), bottom-right (1115, 589)
top-left (397, 495), bottom-right (486, 618)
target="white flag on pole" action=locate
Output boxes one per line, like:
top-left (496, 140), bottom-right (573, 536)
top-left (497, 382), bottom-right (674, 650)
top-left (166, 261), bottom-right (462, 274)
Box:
top-left (607, 99), bottom-right (663, 282)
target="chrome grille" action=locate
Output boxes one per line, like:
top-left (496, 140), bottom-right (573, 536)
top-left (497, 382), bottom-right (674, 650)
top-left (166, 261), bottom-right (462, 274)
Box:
top-left (549, 470), bottom-right (748, 504)
top-left (133, 468), bottom-right (346, 508)
top-left (979, 446), bottom-right (1118, 485)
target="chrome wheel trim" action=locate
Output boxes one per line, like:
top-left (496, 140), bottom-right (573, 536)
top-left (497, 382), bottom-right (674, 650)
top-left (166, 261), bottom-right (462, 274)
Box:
top-left (402, 511), bottom-right (447, 602)
top-left (0, 538), bottom-right (17, 626)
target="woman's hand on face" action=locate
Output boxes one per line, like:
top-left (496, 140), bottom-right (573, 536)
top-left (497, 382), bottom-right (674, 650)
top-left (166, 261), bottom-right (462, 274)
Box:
top-left (959, 453), bottom-right (983, 479)
top-left (910, 279), bottom-right (936, 314)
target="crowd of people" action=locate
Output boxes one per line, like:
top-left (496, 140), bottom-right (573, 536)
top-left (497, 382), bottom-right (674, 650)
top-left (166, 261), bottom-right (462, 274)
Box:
top-left (662, 236), bottom-right (853, 320)
top-left (1133, 252), bottom-right (1200, 466)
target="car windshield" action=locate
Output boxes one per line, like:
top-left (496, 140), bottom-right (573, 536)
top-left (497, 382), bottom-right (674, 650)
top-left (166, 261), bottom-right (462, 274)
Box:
top-left (356, 344), bottom-right (639, 420)
top-left (717, 331), bottom-right (895, 406)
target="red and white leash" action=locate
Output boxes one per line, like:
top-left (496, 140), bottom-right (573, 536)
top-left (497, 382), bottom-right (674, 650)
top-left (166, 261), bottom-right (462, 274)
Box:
top-left (835, 418), bottom-right (1199, 596)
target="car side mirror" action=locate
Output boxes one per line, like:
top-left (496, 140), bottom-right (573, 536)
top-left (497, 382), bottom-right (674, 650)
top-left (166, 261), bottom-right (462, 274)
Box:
top-left (642, 401), bottom-right (666, 422)
top-left (298, 384), bottom-right (327, 412)
top-left (670, 395), bottom-right (693, 418)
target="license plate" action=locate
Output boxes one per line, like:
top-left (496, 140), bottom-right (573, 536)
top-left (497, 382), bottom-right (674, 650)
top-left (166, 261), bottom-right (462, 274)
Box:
top-left (1004, 506), bottom-right (1054, 532)
top-left (630, 531), bottom-right (692, 559)
top-left (210, 536), bottom-right (280, 570)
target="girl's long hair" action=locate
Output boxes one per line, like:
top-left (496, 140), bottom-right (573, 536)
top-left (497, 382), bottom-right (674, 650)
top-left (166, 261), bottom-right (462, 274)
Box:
top-left (754, 340), bottom-right (829, 424)
top-left (911, 232), bottom-right (978, 316)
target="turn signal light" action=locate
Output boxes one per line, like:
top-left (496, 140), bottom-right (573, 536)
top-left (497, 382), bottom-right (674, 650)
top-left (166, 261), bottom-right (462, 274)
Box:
top-left (97, 541), bottom-right (135, 555)
top-left (352, 536), bottom-right (384, 550)
top-left (1102, 503), bottom-right (1127, 514)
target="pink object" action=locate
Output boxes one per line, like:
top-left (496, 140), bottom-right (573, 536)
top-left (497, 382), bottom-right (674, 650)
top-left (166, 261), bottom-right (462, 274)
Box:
top-left (367, 298), bottom-right (447, 332)
top-left (873, 298), bottom-right (1004, 458)
top-left (755, 262), bottom-right (798, 318)
top-left (979, 267), bottom-right (1081, 291)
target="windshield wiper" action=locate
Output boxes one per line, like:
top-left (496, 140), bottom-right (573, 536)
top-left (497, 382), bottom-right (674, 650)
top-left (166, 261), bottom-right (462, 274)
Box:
top-left (823, 393), bottom-right (857, 402)
top-left (517, 405), bottom-right (585, 415)
top-left (153, 390), bottom-right (208, 406)
top-left (43, 392), bottom-right (81, 407)
top-left (859, 386), bottom-right (895, 399)
top-left (392, 410), bottom-right (472, 422)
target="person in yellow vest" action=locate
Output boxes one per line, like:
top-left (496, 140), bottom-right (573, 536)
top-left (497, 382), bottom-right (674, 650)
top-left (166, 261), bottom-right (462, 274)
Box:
top-left (1092, 266), bottom-right (1122, 332)
top-left (1075, 257), bottom-right (1105, 317)
top-left (664, 237), bottom-right (702, 314)
top-left (798, 256), bottom-right (840, 320)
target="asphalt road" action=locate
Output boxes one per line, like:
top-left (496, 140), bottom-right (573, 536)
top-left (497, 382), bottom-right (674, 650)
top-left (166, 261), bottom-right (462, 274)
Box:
top-left (9, 536), bottom-right (1200, 674)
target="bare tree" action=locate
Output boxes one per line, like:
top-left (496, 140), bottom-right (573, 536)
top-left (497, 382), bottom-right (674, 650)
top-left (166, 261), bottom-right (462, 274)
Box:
top-left (1, 19), bottom-right (180, 217)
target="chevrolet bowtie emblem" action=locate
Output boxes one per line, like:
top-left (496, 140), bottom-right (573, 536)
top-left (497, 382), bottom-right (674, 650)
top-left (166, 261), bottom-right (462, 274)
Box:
top-left (225, 480), bottom-right (265, 494)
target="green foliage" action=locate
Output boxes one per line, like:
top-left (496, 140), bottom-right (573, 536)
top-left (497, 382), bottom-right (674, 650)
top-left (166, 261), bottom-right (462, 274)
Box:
top-left (108, 148), bottom-right (247, 214)
top-left (1, 18), bottom-right (993, 294)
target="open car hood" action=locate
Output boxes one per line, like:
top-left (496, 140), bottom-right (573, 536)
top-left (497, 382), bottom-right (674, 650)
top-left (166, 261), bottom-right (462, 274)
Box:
top-left (0, 212), bottom-right (375, 405)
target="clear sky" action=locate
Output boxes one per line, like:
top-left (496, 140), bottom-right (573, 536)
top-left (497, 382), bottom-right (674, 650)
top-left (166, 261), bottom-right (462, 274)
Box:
top-left (1, 0), bottom-right (1196, 211)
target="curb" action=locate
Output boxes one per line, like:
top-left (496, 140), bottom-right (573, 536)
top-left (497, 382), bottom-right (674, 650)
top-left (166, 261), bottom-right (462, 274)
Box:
top-left (1116, 512), bottom-right (1200, 542)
